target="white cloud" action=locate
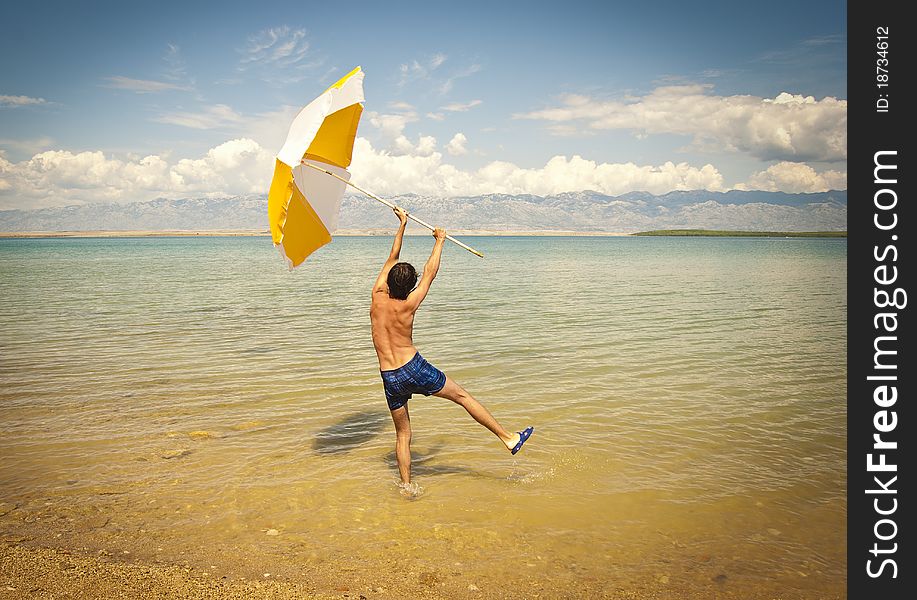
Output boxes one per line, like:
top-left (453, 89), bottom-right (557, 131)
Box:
top-left (161, 44), bottom-right (196, 89)
top-left (237, 26), bottom-right (323, 85)
top-left (103, 44), bottom-right (195, 95)
top-left (445, 133), bottom-right (468, 156)
top-left (241, 26), bottom-right (309, 67)
top-left (389, 101), bottom-right (415, 111)
top-left (366, 107), bottom-right (432, 156)
top-left (104, 76), bottom-right (191, 93)
top-left (438, 64), bottom-right (481, 95)
top-left (367, 110), bottom-right (418, 139)
top-left (170, 139), bottom-right (273, 193)
top-left (164, 44), bottom-right (187, 79)
top-left (154, 104), bottom-right (244, 130)
top-left (398, 56), bottom-right (481, 95)
top-left (0, 94), bottom-right (48, 107)
top-left (3, 135), bottom-right (847, 211)
top-left (398, 54), bottom-right (447, 87)
top-left (0, 138), bottom-right (273, 209)
top-left (517, 85), bottom-right (847, 162)
top-left (441, 99), bottom-right (482, 112)
top-left (349, 138), bottom-right (725, 197)
top-left (393, 136), bottom-right (414, 155)
top-left (1, 137), bottom-right (723, 209)
top-left (415, 136), bottom-right (437, 156)
top-left (738, 162), bottom-right (847, 193)
top-left (429, 53), bottom-right (447, 69)
top-left (426, 112), bottom-right (445, 121)
top-left (391, 134), bottom-right (437, 157)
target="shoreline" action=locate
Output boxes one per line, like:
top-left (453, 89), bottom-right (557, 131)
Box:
top-left (633, 229), bottom-right (847, 238)
top-left (0, 228), bottom-right (846, 239)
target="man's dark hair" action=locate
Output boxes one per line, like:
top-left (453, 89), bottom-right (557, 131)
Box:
top-left (387, 262), bottom-right (418, 300)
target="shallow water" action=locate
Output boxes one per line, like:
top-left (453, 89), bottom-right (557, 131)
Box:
top-left (0, 235), bottom-right (846, 597)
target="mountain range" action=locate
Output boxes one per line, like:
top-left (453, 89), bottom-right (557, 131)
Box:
top-left (0, 190), bottom-right (847, 233)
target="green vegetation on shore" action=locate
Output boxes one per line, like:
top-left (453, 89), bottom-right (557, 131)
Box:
top-left (633, 229), bottom-right (847, 238)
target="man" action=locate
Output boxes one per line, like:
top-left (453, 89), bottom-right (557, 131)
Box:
top-left (370, 207), bottom-right (534, 488)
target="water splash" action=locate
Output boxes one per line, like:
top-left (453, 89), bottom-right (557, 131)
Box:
top-left (507, 450), bottom-right (587, 484)
top-left (398, 481), bottom-right (424, 499)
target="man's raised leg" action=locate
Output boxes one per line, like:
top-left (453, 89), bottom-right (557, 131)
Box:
top-left (433, 375), bottom-right (520, 451)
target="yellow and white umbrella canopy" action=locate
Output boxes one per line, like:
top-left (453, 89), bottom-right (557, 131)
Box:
top-left (268, 66), bottom-right (364, 268)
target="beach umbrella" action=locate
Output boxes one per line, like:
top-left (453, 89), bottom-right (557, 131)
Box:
top-left (267, 66), bottom-right (365, 268)
top-left (268, 66), bottom-right (484, 268)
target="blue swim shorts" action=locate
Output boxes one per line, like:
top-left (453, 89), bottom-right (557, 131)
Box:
top-left (380, 352), bottom-right (447, 411)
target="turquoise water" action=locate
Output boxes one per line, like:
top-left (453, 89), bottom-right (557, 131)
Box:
top-left (0, 235), bottom-right (846, 598)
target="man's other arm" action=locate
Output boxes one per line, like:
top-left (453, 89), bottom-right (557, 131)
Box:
top-left (407, 228), bottom-right (446, 308)
top-left (373, 208), bottom-right (408, 293)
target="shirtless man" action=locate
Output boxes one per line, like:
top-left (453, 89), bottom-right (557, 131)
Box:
top-left (370, 207), bottom-right (534, 486)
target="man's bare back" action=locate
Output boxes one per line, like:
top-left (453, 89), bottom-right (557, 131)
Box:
top-left (370, 207), bottom-right (533, 490)
top-left (370, 296), bottom-right (417, 370)
top-left (369, 209), bottom-right (443, 371)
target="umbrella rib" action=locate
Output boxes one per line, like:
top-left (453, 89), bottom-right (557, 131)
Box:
top-left (300, 160), bottom-right (485, 258)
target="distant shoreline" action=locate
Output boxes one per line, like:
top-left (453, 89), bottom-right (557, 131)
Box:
top-left (0, 228), bottom-right (846, 239)
top-left (634, 229), bottom-right (847, 238)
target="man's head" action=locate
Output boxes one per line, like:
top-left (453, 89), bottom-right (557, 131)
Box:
top-left (387, 262), bottom-right (417, 300)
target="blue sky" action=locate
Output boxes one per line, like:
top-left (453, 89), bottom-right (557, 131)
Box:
top-left (0, 0), bottom-right (847, 208)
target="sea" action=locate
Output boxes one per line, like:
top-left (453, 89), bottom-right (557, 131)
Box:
top-left (0, 235), bottom-right (847, 598)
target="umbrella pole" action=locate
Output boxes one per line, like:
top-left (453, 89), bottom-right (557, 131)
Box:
top-left (300, 161), bottom-right (485, 258)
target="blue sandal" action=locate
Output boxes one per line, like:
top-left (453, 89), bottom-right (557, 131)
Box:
top-left (511, 426), bottom-right (534, 455)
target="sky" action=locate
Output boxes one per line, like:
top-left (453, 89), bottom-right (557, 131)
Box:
top-left (0, 0), bottom-right (847, 209)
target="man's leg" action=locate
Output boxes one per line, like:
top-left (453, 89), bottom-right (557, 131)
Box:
top-left (390, 403), bottom-right (412, 484)
top-left (433, 375), bottom-right (519, 451)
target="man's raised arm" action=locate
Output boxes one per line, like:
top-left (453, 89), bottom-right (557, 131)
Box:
top-left (407, 228), bottom-right (446, 307)
top-left (373, 207), bottom-right (408, 293)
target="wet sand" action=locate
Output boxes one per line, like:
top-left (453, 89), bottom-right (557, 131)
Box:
top-left (1, 544), bottom-right (323, 600)
top-left (0, 541), bottom-right (750, 600)
top-left (1, 493), bottom-right (801, 600)
top-left (0, 541), bottom-right (640, 600)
